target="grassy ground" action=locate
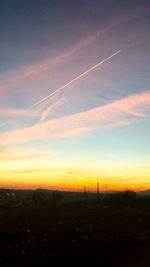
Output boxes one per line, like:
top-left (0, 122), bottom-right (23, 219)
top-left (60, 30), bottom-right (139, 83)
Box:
top-left (0, 194), bottom-right (150, 266)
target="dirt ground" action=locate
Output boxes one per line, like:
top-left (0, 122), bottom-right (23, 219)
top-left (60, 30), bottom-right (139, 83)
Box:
top-left (0, 198), bottom-right (150, 266)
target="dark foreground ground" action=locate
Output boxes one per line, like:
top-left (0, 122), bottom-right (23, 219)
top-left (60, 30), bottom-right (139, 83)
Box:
top-left (1, 194), bottom-right (150, 266)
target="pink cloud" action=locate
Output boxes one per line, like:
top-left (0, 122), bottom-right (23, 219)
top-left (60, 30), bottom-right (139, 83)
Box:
top-left (0, 145), bottom-right (56, 161)
top-left (0, 90), bottom-right (150, 144)
top-left (0, 107), bottom-right (40, 118)
top-left (0, 31), bottom-right (100, 95)
top-left (0, 8), bottom-right (141, 95)
top-left (39, 96), bottom-right (66, 122)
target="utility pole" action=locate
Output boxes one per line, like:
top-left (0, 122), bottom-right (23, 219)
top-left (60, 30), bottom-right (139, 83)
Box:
top-left (84, 185), bottom-right (87, 202)
top-left (97, 182), bottom-right (100, 200)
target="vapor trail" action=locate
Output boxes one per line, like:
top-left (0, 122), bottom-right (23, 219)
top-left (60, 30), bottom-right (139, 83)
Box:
top-left (33, 50), bottom-right (121, 107)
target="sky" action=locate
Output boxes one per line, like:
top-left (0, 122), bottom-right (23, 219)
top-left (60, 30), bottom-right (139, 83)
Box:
top-left (0, 0), bottom-right (150, 191)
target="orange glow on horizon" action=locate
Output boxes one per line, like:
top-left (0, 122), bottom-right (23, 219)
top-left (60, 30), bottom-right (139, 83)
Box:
top-left (0, 152), bottom-right (149, 192)
top-left (0, 170), bottom-right (149, 192)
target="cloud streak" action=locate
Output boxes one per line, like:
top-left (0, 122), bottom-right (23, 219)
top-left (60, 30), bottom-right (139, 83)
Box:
top-left (0, 31), bottom-right (101, 94)
top-left (39, 97), bottom-right (66, 122)
top-left (0, 108), bottom-right (40, 118)
top-left (0, 146), bottom-right (56, 161)
top-left (33, 50), bottom-right (121, 107)
top-left (0, 90), bottom-right (150, 144)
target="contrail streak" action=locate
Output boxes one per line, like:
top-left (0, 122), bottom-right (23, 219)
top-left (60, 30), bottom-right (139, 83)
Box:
top-left (33, 50), bottom-right (121, 107)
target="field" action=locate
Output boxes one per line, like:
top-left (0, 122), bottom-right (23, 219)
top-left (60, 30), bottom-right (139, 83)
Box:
top-left (0, 190), bottom-right (150, 266)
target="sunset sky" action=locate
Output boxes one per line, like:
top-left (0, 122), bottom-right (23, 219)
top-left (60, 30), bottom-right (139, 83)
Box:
top-left (0, 0), bottom-right (150, 191)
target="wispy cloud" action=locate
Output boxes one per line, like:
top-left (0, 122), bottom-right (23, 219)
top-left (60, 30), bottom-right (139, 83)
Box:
top-left (39, 96), bottom-right (66, 122)
top-left (36, 50), bottom-right (121, 122)
top-left (11, 169), bottom-right (37, 174)
top-left (0, 7), bottom-right (143, 97)
top-left (0, 107), bottom-right (40, 118)
top-left (33, 50), bottom-right (121, 107)
top-left (0, 145), bottom-right (56, 161)
top-left (0, 90), bottom-right (150, 144)
top-left (0, 31), bottom-right (101, 94)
